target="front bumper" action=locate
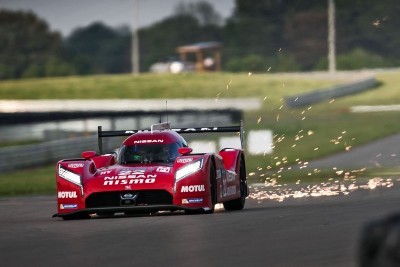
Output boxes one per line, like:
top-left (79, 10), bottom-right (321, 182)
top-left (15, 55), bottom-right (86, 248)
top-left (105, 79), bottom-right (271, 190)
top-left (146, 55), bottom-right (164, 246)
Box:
top-left (53, 204), bottom-right (208, 218)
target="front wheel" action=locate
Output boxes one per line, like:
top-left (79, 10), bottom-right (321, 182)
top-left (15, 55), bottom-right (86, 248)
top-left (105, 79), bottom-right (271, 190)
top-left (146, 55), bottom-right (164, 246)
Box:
top-left (223, 157), bottom-right (247, 211)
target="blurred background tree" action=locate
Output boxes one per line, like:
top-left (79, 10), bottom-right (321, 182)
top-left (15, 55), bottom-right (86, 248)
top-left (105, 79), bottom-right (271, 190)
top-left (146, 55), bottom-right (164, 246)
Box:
top-left (138, 1), bottom-right (223, 71)
top-left (0, 10), bottom-right (74, 79)
top-left (1, 0), bottom-right (400, 79)
top-left (65, 22), bottom-right (131, 75)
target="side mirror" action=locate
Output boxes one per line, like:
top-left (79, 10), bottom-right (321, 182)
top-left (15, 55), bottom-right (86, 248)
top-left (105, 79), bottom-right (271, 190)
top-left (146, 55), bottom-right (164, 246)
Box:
top-left (82, 151), bottom-right (97, 159)
top-left (178, 147), bottom-right (193, 155)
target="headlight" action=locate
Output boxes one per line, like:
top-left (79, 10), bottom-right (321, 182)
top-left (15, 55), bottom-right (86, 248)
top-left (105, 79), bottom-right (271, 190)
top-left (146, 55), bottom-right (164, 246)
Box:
top-left (58, 165), bottom-right (81, 186)
top-left (175, 159), bottom-right (203, 182)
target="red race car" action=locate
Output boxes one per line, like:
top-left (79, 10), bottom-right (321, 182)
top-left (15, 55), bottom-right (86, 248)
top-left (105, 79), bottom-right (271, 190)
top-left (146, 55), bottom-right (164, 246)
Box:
top-left (53, 121), bottom-right (248, 219)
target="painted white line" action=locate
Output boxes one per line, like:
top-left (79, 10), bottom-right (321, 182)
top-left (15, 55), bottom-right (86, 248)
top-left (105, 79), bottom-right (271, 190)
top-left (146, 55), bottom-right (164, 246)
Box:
top-left (351, 105), bottom-right (400, 112)
top-left (0, 98), bottom-right (261, 112)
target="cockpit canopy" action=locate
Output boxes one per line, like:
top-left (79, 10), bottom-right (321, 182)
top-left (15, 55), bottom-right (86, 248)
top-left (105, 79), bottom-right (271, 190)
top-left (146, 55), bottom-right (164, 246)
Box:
top-left (119, 130), bottom-right (188, 164)
top-left (119, 142), bottom-right (181, 164)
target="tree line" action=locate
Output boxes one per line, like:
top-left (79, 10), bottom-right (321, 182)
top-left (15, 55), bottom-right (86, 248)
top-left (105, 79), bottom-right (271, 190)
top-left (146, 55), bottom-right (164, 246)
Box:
top-left (1, 0), bottom-right (399, 79)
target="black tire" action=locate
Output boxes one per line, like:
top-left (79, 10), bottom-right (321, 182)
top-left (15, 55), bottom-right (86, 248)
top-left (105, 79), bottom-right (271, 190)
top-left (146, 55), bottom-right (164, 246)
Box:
top-left (185, 160), bottom-right (216, 215)
top-left (223, 156), bottom-right (247, 211)
top-left (207, 161), bottom-right (217, 214)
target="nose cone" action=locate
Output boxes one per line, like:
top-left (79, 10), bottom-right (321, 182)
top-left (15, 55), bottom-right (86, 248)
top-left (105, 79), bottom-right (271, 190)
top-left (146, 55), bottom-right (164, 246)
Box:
top-left (86, 165), bottom-right (174, 191)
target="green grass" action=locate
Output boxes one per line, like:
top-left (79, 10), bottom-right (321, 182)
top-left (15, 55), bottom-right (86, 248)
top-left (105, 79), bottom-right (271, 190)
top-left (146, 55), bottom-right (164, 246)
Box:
top-left (0, 165), bottom-right (55, 196)
top-left (241, 72), bottom-right (400, 180)
top-left (1, 71), bottom-right (400, 195)
top-left (0, 140), bottom-right (42, 148)
top-left (0, 72), bottom-right (339, 99)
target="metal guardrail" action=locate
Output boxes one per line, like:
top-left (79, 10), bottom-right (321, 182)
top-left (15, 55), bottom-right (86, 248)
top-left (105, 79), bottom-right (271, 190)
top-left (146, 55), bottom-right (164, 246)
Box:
top-left (285, 77), bottom-right (378, 108)
top-left (0, 109), bottom-right (245, 172)
top-left (0, 135), bottom-right (121, 172)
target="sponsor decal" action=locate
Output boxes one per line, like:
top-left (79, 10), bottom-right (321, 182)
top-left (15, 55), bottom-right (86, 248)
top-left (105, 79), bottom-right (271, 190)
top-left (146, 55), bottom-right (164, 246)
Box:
top-left (181, 184), bottom-right (205, 193)
top-left (125, 186), bottom-right (131, 190)
top-left (104, 177), bottom-right (156, 186)
top-left (133, 139), bottom-right (164, 144)
top-left (177, 158), bottom-right (193, 164)
top-left (182, 128), bottom-right (196, 132)
top-left (125, 130), bottom-right (150, 134)
top-left (216, 169), bottom-right (222, 179)
top-left (172, 127), bottom-right (218, 132)
top-left (68, 163), bottom-right (84, 168)
top-left (156, 166), bottom-right (171, 173)
top-left (122, 193), bottom-right (135, 199)
top-left (223, 185), bottom-right (237, 197)
top-left (120, 193), bottom-right (138, 206)
top-left (118, 170), bottom-right (147, 176)
top-left (200, 127), bottom-right (217, 131)
top-left (102, 169), bottom-right (157, 185)
top-left (60, 204), bottom-right (78, 210)
top-left (58, 191), bottom-right (78, 199)
top-left (226, 170), bottom-right (236, 182)
top-left (182, 198), bottom-right (203, 204)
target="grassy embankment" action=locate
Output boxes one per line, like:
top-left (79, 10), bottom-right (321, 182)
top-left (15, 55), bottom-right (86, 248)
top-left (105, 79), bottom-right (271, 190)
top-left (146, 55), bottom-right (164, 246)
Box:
top-left (1, 71), bottom-right (400, 195)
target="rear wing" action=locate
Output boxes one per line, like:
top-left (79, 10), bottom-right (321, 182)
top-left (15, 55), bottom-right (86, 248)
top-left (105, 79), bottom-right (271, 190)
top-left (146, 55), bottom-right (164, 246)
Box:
top-left (97, 120), bottom-right (244, 154)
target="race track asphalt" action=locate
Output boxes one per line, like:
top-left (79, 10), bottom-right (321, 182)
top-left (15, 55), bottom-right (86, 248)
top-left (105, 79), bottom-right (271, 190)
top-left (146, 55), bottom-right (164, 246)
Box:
top-left (304, 133), bottom-right (400, 170)
top-left (1, 184), bottom-right (399, 267)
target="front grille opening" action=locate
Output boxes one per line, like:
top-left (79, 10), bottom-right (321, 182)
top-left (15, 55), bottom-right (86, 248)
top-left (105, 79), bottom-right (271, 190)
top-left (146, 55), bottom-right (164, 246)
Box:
top-left (85, 190), bottom-right (173, 208)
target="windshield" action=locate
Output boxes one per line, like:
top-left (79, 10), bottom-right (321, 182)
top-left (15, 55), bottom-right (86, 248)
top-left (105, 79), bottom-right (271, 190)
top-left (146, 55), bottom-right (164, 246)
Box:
top-left (119, 142), bottom-right (180, 164)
